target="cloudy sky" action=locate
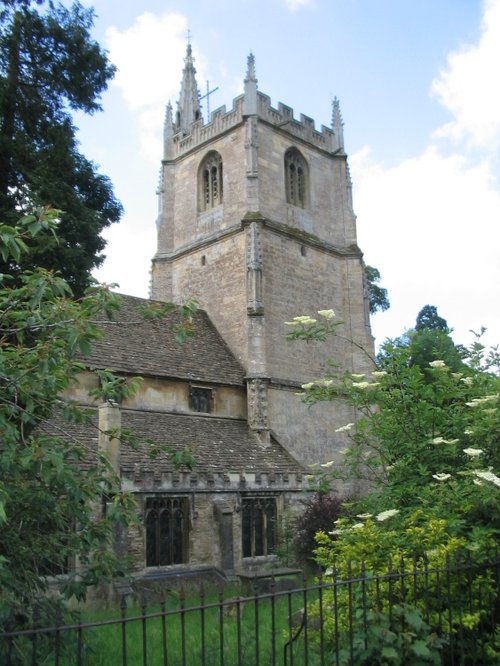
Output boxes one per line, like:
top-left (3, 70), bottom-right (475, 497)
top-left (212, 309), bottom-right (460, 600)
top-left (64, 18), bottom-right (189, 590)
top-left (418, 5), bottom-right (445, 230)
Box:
top-left (75, 0), bottom-right (500, 351)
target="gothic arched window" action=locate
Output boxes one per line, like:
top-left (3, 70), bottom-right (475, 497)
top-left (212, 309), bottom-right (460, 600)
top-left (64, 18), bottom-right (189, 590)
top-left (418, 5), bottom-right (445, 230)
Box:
top-left (145, 497), bottom-right (188, 566)
top-left (285, 148), bottom-right (308, 208)
top-left (199, 151), bottom-right (223, 212)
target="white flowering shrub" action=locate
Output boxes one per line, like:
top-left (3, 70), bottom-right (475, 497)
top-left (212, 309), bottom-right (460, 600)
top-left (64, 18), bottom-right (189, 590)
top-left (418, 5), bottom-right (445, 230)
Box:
top-left (287, 313), bottom-right (500, 661)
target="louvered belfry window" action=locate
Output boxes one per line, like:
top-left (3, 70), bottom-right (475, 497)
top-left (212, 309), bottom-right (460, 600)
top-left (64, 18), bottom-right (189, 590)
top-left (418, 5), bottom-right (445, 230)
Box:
top-left (285, 148), bottom-right (307, 208)
top-left (199, 151), bottom-right (223, 211)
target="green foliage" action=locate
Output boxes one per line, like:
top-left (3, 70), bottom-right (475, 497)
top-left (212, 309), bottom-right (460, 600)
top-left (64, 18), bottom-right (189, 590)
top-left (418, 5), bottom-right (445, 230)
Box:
top-left (337, 604), bottom-right (446, 666)
top-left (0, 211), bottom-right (197, 637)
top-left (286, 306), bottom-right (499, 660)
top-left (0, 0), bottom-right (122, 294)
top-left (415, 305), bottom-right (449, 331)
top-left (290, 493), bottom-right (348, 567)
top-left (364, 265), bottom-right (390, 315)
top-left (0, 212), bottom-right (134, 626)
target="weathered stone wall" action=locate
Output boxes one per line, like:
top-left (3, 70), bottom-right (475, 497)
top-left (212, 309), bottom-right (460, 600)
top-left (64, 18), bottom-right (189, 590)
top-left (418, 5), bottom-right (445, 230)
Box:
top-left (66, 372), bottom-right (247, 419)
top-left (127, 490), bottom-right (303, 574)
top-left (161, 233), bottom-right (249, 369)
top-left (256, 123), bottom-right (356, 246)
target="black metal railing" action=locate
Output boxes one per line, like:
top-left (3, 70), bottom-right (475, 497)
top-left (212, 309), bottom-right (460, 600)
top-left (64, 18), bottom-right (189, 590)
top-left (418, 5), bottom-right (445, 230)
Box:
top-left (1, 553), bottom-right (498, 665)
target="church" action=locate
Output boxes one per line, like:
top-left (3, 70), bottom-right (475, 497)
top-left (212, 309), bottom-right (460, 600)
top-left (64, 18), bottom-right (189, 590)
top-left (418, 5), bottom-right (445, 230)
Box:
top-left (65, 45), bottom-right (374, 578)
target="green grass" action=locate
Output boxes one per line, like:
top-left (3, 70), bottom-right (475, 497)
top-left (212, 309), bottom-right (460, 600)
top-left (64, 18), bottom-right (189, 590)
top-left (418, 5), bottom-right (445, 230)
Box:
top-left (55, 584), bottom-right (323, 665)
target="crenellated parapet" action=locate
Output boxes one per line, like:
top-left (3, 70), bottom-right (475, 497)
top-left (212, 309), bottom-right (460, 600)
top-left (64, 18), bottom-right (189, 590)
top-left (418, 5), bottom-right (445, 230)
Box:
top-left (163, 50), bottom-right (346, 161)
top-left (257, 93), bottom-right (343, 154)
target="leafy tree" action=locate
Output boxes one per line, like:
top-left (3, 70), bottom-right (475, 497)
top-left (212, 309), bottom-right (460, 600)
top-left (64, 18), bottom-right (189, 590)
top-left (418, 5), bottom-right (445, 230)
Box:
top-left (409, 305), bottom-right (465, 373)
top-left (0, 210), bottom-right (196, 644)
top-left (0, 0), bottom-right (122, 294)
top-left (415, 304), bottom-right (449, 331)
top-left (0, 210), bottom-right (135, 635)
top-left (290, 492), bottom-right (348, 567)
top-left (364, 264), bottom-right (390, 315)
top-left (285, 310), bottom-right (500, 662)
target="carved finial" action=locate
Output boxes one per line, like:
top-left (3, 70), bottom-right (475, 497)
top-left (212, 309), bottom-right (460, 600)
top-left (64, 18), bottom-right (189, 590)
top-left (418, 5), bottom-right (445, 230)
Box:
top-left (243, 52), bottom-right (258, 116)
top-left (163, 101), bottom-right (174, 158)
top-left (332, 96), bottom-right (344, 150)
top-left (246, 52), bottom-right (257, 83)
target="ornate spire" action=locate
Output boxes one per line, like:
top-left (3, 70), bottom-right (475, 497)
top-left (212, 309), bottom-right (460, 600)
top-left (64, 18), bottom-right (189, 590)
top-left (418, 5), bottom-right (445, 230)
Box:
top-left (243, 52), bottom-right (258, 116)
top-left (332, 97), bottom-right (344, 151)
top-left (176, 43), bottom-right (202, 134)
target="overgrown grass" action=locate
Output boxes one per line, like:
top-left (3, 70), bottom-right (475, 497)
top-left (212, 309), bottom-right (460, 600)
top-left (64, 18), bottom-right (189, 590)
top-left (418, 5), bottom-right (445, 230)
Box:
top-left (61, 582), bottom-right (322, 665)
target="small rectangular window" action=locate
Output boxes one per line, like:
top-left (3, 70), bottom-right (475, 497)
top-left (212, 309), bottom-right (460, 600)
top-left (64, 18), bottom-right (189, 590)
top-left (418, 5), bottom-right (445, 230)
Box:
top-left (190, 386), bottom-right (213, 413)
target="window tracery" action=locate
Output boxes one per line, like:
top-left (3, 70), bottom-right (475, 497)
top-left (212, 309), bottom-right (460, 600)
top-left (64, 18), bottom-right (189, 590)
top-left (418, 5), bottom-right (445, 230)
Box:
top-left (199, 151), bottom-right (223, 211)
top-left (145, 496), bottom-right (189, 567)
top-left (285, 148), bottom-right (308, 208)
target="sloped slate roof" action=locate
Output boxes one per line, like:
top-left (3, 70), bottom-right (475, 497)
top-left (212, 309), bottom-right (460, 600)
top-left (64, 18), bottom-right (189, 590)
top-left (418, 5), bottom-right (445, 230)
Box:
top-left (86, 294), bottom-right (245, 386)
top-left (40, 407), bottom-right (303, 475)
top-left (120, 409), bottom-right (303, 474)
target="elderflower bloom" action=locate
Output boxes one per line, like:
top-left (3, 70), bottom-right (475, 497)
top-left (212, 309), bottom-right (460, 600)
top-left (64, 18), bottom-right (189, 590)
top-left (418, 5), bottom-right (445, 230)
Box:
top-left (285, 315), bottom-right (317, 326)
top-left (317, 379), bottom-right (334, 387)
top-left (320, 460), bottom-right (335, 468)
top-left (432, 437), bottom-right (459, 445)
top-left (460, 377), bottom-right (473, 386)
top-left (464, 429), bottom-right (474, 436)
top-left (335, 423), bottom-right (354, 433)
top-left (473, 470), bottom-right (500, 488)
top-left (301, 382), bottom-right (315, 390)
top-left (351, 373), bottom-right (365, 380)
top-left (317, 309), bottom-right (335, 319)
top-left (376, 509), bottom-right (399, 522)
top-left (352, 381), bottom-right (371, 389)
top-left (463, 448), bottom-right (483, 458)
top-left (372, 371), bottom-right (388, 378)
top-left (432, 473), bottom-right (451, 481)
top-left (356, 513), bottom-right (373, 519)
top-left (429, 359), bottom-right (447, 369)
top-left (466, 395), bottom-right (499, 408)
top-left (351, 523), bottom-right (364, 530)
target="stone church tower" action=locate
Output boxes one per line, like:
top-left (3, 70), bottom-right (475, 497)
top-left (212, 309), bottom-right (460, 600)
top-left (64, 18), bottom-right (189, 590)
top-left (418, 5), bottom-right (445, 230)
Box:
top-left (151, 47), bottom-right (374, 470)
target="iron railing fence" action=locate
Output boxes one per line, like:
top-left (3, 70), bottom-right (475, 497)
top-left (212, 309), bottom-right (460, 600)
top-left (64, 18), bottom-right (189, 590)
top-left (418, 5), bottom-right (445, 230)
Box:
top-left (1, 553), bottom-right (498, 665)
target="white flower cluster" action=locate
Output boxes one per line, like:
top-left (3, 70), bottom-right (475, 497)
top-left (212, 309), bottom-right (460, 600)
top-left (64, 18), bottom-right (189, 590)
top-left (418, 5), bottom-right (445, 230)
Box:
top-left (335, 422), bottom-right (354, 433)
top-left (376, 509), bottom-right (399, 522)
top-left (317, 309), bottom-right (335, 319)
top-left (432, 473), bottom-right (451, 482)
top-left (466, 394), bottom-right (498, 408)
top-left (320, 460), bottom-right (334, 468)
top-left (463, 448), bottom-right (483, 458)
top-left (473, 470), bottom-right (500, 488)
top-left (432, 436), bottom-right (459, 445)
top-left (352, 381), bottom-right (380, 389)
top-left (428, 359), bottom-right (447, 369)
top-left (285, 315), bottom-right (317, 326)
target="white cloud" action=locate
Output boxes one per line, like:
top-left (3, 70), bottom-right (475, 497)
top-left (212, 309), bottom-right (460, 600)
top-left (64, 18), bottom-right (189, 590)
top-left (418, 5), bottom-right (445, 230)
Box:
top-left (284, 0), bottom-right (314, 11)
top-left (351, 0), bottom-right (500, 350)
top-left (352, 143), bottom-right (500, 348)
top-left (105, 12), bottom-right (206, 161)
top-left (431, 0), bottom-right (500, 151)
